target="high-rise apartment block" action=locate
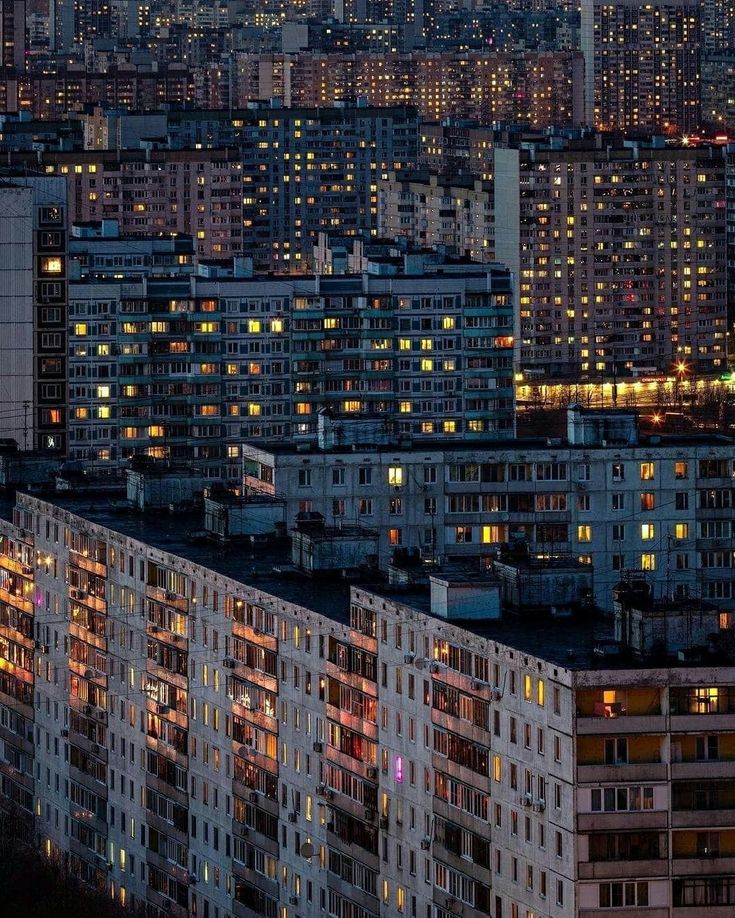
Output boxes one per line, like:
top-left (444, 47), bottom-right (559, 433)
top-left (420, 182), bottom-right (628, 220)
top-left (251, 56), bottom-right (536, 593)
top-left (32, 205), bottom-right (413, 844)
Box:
top-left (242, 406), bottom-right (735, 611)
top-left (379, 172), bottom-right (494, 263)
top-left (581, 0), bottom-right (702, 133)
top-left (65, 254), bottom-right (514, 470)
top-left (1, 490), bottom-right (734, 918)
top-left (0, 177), bottom-right (68, 455)
top-left (494, 137), bottom-right (727, 379)
top-left (9, 104), bottom-right (419, 271)
top-left (0, 0), bottom-right (26, 71)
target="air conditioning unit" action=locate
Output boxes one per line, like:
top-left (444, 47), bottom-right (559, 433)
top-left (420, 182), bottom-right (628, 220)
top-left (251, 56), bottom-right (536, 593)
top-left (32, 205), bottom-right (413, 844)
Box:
top-left (522, 793), bottom-right (533, 806)
top-left (222, 658), bottom-right (236, 668)
top-left (429, 661), bottom-right (447, 674)
top-left (157, 704), bottom-right (169, 716)
top-left (34, 640), bottom-right (43, 651)
top-left (61, 729), bottom-right (69, 737)
top-left (364, 808), bottom-right (376, 822)
top-left (492, 688), bottom-right (503, 701)
top-left (188, 873), bottom-right (197, 885)
top-left (95, 710), bottom-right (107, 722)
top-left (313, 741), bottom-right (323, 753)
top-left (420, 836), bottom-right (432, 850)
top-left (91, 743), bottom-right (100, 756)
top-left (83, 704), bottom-right (93, 716)
top-left (472, 679), bottom-right (488, 691)
top-left (151, 625), bottom-right (160, 634)
top-left (288, 812), bottom-right (297, 823)
top-left (325, 789), bottom-right (334, 801)
top-left (289, 895), bottom-right (299, 906)
top-left (403, 652), bottom-right (415, 664)
top-left (239, 745), bottom-right (251, 758)
top-left (367, 767), bottom-right (378, 780)
top-left (249, 791), bottom-right (258, 803)
top-left (379, 815), bottom-right (389, 829)
top-left (165, 592), bottom-right (177, 601)
top-left (533, 799), bottom-right (546, 812)
top-left (84, 669), bottom-right (94, 680)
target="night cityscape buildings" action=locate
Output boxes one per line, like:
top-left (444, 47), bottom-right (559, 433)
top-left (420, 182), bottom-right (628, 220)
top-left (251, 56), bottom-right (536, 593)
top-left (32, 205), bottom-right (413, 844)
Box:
top-left (0, 1), bottom-right (735, 917)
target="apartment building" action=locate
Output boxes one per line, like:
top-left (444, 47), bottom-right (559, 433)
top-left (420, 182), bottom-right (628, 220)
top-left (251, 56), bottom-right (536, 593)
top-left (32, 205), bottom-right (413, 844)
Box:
top-left (581, 0), bottom-right (702, 134)
top-left (1, 490), bottom-right (734, 918)
top-left (7, 104), bottom-right (418, 271)
top-left (65, 257), bottom-right (515, 469)
top-left (494, 137), bottom-right (728, 379)
top-left (242, 406), bottom-right (735, 612)
top-left (378, 171), bottom-right (494, 262)
top-left (0, 176), bottom-right (69, 455)
top-left (234, 51), bottom-right (584, 127)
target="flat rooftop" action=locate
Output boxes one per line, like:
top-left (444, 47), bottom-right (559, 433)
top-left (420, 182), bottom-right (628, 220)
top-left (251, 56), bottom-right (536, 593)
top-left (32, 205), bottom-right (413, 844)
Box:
top-left (1, 493), bottom-right (731, 669)
top-left (247, 431), bottom-right (734, 456)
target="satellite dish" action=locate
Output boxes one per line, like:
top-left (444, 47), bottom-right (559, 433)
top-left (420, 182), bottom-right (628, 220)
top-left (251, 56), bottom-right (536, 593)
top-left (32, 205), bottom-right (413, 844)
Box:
top-left (300, 841), bottom-right (315, 859)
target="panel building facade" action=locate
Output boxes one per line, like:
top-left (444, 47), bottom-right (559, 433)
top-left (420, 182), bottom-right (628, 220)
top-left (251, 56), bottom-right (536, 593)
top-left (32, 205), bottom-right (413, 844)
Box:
top-left (0, 491), bottom-right (734, 918)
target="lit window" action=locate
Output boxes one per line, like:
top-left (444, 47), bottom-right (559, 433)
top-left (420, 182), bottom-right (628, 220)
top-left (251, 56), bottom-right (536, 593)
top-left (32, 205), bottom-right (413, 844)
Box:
top-left (640, 493), bottom-right (655, 511)
top-left (247, 320), bottom-right (262, 333)
top-left (674, 523), bottom-right (688, 539)
top-left (41, 257), bottom-right (63, 274)
top-left (537, 680), bottom-right (545, 707)
top-left (482, 525), bottom-right (505, 543)
top-left (74, 323), bottom-right (88, 336)
top-left (97, 386), bottom-right (110, 399)
top-left (388, 466), bottom-right (403, 486)
top-left (577, 525), bottom-right (592, 542)
top-left (640, 462), bottom-right (655, 481)
top-left (641, 553), bottom-right (656, 571)
top-left (247, 404), bottom-right (262, 416)
top-left (443, 420), bottom-right (457, 433)
top-left (271, 318), bottom-right (283, 333)
top-left (388, 528), bottom-right (401, 546)
top-left (524, 675), bottom-right (532, 702)
top-left (442, 316), bottom-right (455, 330)
top-left (420, 358), bottom-right (433, 372)
top-left (97, 406), bottom-right (110, 419)
top-left (641, 523), bottom-right (655, 541)
top-left (674, 461), bottom-right (688, 479)
top-left (399, 401), bottom-right (412, 414)
top-left (420, 338), bottom-right (433, 351)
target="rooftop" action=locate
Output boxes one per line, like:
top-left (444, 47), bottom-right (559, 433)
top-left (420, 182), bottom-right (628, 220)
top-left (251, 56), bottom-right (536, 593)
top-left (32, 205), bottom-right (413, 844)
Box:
top-left (2, 493), bottom-right (732, 670)
top-left (245, 430), bottom-right (734, 456)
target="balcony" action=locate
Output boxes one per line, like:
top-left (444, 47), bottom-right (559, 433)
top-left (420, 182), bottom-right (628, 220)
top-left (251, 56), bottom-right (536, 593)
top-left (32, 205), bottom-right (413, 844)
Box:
top-left (671, 713), bottom-right (735, 733)
top-left (576, 712), bottom-right (666, 735)
top-left (671, 760), bottom-right (735, 781)
top-left (578, 858), bottom-right (669, 880)
top-left (577, 762), bottom-right (667, 784)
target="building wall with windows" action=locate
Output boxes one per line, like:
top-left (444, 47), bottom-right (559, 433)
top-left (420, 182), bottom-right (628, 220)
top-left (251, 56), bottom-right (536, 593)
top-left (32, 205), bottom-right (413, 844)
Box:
top-left (0, 177), bottom-right (68, 455)
top-left (495, 141), bottom-right (727, 379)
top-left (66, 264), bottom-right (515, 468)
top-left (581, 0), bottom-right (701, 134)
top-left (243, 436), bottom-right (735, 611)
top-left (0, 493), bottom-right (734, 918)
